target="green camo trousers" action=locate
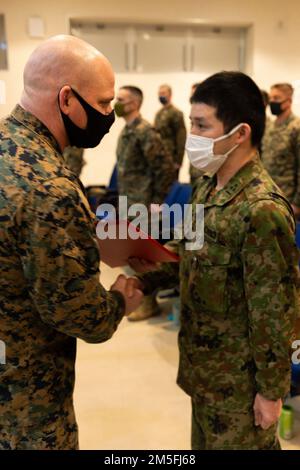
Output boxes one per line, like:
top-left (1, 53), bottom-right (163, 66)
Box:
top-left (191, 398), bottom-right (281, 450)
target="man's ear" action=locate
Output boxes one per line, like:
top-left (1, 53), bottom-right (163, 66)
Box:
top-left (236, 123), bottom-right (251, 143)
top-left (58, 86), bottom-right (72, 115)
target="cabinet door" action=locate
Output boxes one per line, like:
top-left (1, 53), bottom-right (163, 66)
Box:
top-left (191, 30), bottom-right (242, 75)
top-left (135, 26), bottom-right (187, 73)
top-left (71, 24), bottom-right (129, 73)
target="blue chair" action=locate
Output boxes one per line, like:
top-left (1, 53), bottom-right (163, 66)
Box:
top-left (86, 164), bottom-right (118, 214)
top-left (164, 181), bottom-right (192, 208)
top-left (291, 223), bottom-right (300, 396)
top-left (291, 363), bottom-right (300, 397)
top-left (159, 182), bottom-right (192, 243)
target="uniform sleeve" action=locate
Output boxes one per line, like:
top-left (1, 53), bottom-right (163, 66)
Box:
top-left (174, 112), bottom-right (187, 167)
top-left (19, 177), bottom-right (125, 343)
top-left (291, 126), bottom-right (300, 207)
top-left (241, 200), bottom-right (300, 399)
top-left (140, 128), bottom-right (175, 204)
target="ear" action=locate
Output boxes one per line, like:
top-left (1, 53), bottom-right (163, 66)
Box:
top-left (236, 123), bottom-right (251, 144)
top-left (58, 86), bottom-right (73, 115)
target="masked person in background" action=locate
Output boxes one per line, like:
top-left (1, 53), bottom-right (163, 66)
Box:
top-left (129, 71), bottom-right (300, 450)
top-left (114, 85), bottom-right (176, 321)
top-left (154, 84), bottom-right (186, 178)
top-left (0, 35), bottom-right (143, 450)
top-left (261, 83), bottom-right (300, 218)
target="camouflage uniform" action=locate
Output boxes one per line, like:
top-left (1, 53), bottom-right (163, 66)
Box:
top-left (63, 146), bottom-right (85, 177)
top-left (0, 105), bottom-right (125, 450)
top-left (154, 104), bottom-right (187, 170)
top-left (138, 156), bottom-right (300, 449)
top-left (117, 115), bottom-right (175, 208)
top-left (189, 164), bottom-right (204, 191)
top-left (261, 113), bottom-right (300, 206)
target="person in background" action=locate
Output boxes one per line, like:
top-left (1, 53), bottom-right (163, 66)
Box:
top-left (115, 85), bottom-right (175, 321)
top-left (261, 83), bottom-right (300, 218)
top-left (261, 89), bottom-right (269, 109)
top-left (129, 71), bottom-right (300, 449)
top-left (258, 90), bottom-right (270, 153)
top-left (0, 35), bottom-right (143, 450)
top-left (154, 84), bottom-right (187, 178)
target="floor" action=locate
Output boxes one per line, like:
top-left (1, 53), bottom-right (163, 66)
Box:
top-left (73, 263), bottom-right (300, 450)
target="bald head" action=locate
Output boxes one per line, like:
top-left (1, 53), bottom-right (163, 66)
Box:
top-left (20, 35), bottom-right (115, 150)
top-left (23, 34), bottom-right (114, 100)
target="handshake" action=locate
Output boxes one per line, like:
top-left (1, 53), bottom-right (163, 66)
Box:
top-left (110, 274), bottom-right (145, 316)
top-left (109, 258), bottom-right (159, 316)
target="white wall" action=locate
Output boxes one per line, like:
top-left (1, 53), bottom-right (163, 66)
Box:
top-left (1, 0), bottom-right (300, 185)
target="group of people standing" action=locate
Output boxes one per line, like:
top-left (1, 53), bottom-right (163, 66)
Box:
top-left (0, 34), bottom-right (299, 451)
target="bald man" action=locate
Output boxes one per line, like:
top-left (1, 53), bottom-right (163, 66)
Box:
top-left (0, 35), bottom-right (142, 450)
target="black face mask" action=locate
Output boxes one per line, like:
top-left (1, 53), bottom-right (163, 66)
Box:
top-left (59, 88), bottom-right (115, 148)
top-left (269, 100), bottom-right (285, 116)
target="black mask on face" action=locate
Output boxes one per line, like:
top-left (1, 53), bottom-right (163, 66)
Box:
top-left (159, 96), bottom-right (168, 105)
top-left (269, 100), bottom-right (285, 116)
top-left (59, 88), bottom-right (115, 148)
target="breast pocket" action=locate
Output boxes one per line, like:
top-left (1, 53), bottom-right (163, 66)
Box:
top-left (188, 242), bottom-right (232, 314)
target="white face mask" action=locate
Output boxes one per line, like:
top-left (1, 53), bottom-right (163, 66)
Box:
top-left (185, 123), bottom-right (243, 175)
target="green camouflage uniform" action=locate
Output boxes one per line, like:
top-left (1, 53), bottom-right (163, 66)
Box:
top-left (154, 104), bottom-right (187, 169)
top-left (189, 164), bottom-right (204, 190)
top-left (63, 146), bottom-right (85, 177)
top-left (117, 115), bottom-right (175, 208)
top-left (0, 105), bottom-right (125, 450)
top-left (138, 155), bottom-right (300, 449)
top-left (261, 113), bottom-right (300, 206)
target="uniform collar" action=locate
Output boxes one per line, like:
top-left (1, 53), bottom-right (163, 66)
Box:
top-left (125, 114), bottom-right (142, 129)
top-left (196, 154), bottom-right (263, 207)
top-left (274, 112), bottom-right (295, 127)
top-left (10, 104), bottom-right (62, 155)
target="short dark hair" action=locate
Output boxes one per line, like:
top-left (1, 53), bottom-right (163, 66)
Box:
top-left (120, 86), bottom-right (143, 106)
top-left (260, 89), bottom-right (269, 107)
top-left (191, 71), bottom-right (265, 148)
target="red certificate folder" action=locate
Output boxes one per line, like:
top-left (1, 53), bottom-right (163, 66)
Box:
top-left (96, 219), bottom-right (180, 268)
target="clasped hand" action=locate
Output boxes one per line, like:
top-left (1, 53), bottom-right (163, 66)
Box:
top-left (110, 274), bottom-right (144, 316)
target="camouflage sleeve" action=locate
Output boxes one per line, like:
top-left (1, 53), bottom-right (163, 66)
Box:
top-left (174, 112), bottom-right (187, 167)
top-left (241, 199), bottom-right (300, 400)
top-left (136, 239), bottom-right (181, 294)
top-left (19, 177), bottom-right (125, 343)
top-left (140, 129), bottom-right (175, 204)
top-left (291, 127), bottom-right (300, 207)
top-left (63, 146), bottom-right (85, 177)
